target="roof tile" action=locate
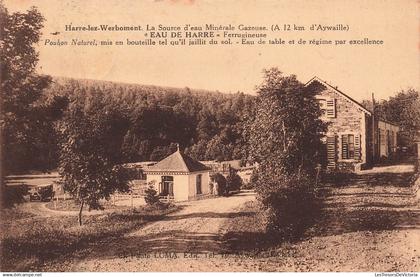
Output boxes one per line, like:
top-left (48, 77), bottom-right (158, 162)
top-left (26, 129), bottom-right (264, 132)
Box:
top-left (146, 150), bottom-right (211, 173)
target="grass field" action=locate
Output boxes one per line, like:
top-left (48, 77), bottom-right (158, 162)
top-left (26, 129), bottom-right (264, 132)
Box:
top-left (0, 204), bottom-right (179, 271)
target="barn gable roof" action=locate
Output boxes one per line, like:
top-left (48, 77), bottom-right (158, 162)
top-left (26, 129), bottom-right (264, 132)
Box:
top-left (306, 76), bottom-right (372, 115)
top-left (145, 150), bottom-right (211, 173)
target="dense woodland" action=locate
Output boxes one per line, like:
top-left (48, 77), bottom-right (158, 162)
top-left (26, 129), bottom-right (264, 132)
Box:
top-left (4, 75), bottom-right (419, 175)
top-left (4, 77), bottom-right (256, 174)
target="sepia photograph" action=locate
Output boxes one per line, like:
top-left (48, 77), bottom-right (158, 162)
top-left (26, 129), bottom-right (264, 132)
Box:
top-left (0, 0), bottom-right (419, 275)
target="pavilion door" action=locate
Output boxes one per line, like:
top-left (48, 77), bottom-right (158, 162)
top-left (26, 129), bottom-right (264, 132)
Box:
top-left (161, 176), bottom-right (174, 196)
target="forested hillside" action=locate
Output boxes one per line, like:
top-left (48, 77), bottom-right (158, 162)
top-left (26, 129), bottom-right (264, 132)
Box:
top-left (18, 77), bottom-right (255, 173)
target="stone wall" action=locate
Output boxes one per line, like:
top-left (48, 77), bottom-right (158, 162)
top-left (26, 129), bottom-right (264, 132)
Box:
top-left (316, 83), bottom-right (370, 170)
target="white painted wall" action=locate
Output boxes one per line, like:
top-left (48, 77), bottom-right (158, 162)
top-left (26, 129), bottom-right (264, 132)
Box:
top-left (173, 174), bottom-right (189, 201)
top-left (188, 172), bottom-right (210, 198)
top-left (188, 174), bottom-right (196, 197)
top-left (202, 172), bottom-right (210, 194)
top-left (146, 173), bottom-right (198, 201)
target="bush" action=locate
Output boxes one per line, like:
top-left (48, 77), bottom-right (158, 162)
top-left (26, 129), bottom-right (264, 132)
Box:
top-left (240, 181), bottom-right (255, 190)
top-left (226, 170), bottom-right (243, 192)
top-left (322, 170), bottom-right (356, 186)
top-left (1, 184), bottom-right (28, 208)
top-left (241, 170), bottom-right (259, 190)
top-left (211, 173), bottom-right (227, 196)
top-left (144, 183), bottom-right (160, 206)
top-left (256, 172), bottom-right (319, 240)
top-left (143, 201), bottom-right (175, 211)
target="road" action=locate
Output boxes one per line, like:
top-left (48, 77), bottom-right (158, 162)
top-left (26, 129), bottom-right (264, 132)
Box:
top-left (252, 163), bottom-right (420, 272)
top-left (72, 164), bottom-right (419, 272)
top-left (72, 191), bottom-right (256, 271)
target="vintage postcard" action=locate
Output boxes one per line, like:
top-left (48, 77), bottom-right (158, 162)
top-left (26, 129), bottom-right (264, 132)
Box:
top-left (1, 0), bottom-right (419, 275)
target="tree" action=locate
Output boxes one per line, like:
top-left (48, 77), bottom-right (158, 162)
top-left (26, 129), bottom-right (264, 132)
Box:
top-left (205, 134), bottom-right (233, 161)
top-left (57, 103), bottom-right (131, 225)
top-left (363, 89), bottom-right (420, 148)
top-left (226, 169), bottom-right (243, 192)
top-left (0, 5), bottom-right (69, 207)
top-left (248, 68), bottom-right (326, 238)
top-left (144, 181), bottom-right (160, 206)
top-left (0, 4), bottom-right (69, 176)
top-left (44, 77), bottom-right (256, 163)
top-left (210, 173), bottom-right (227, 196)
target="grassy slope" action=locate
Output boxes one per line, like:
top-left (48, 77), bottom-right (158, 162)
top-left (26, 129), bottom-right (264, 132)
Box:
top-left (0, 205), bottom-right (179, 271)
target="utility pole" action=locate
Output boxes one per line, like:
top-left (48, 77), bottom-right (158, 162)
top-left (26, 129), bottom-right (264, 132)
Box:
top-left (372, 93), bottom-right (376, 163)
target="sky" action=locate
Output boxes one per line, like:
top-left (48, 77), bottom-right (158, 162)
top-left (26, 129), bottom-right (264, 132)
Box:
top-left (4, 0), bottom-right (419, 101)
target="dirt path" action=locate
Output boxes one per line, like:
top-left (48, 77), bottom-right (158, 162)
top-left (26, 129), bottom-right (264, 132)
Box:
top-left (232, 163), bottom-right (420, 272)
top-left (18, 201), bottom-right (104, 217)
top-left (71, 191), bottom-right (256, 271)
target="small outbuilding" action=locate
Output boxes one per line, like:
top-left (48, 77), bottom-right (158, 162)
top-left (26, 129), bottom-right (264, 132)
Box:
top-left (377, 120), bottom-right (399, 159)
top-left (144, 149), bottom-right (211, 201)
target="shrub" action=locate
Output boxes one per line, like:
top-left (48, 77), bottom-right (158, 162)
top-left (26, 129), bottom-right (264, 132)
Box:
top-left (1, 184), bottom-right (28, 208)
top-left (256, 172), bottom-right (319, 240)
top-left (240, 181), bottom-right (255, 190)
top-left (226, 170), bottom-right (243, 192)
top-left (247, 70), bottom-right (327, 240)
top-left (322, 169), bottom-right (356, 186)
top-left (144, 182), bottom-right (160, 206)
top-left (241, 170), bottom-right (259, 190)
